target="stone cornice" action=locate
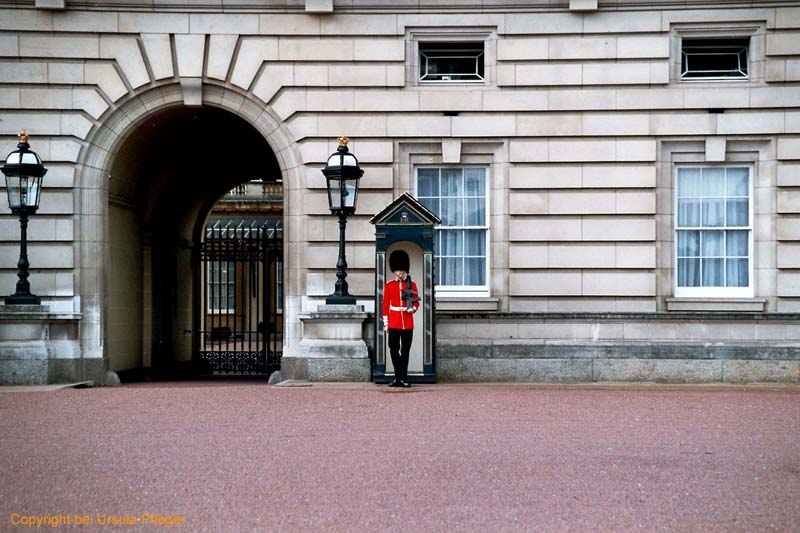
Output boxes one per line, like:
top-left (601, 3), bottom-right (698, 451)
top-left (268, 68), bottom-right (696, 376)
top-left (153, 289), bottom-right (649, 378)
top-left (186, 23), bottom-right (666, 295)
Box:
top-left (2, 0), bottom-right (799, 13)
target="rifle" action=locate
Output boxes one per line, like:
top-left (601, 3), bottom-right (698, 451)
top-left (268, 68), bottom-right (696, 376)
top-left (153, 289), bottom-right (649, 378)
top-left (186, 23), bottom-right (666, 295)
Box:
top-left (401, 275), bottom-right (421, 312)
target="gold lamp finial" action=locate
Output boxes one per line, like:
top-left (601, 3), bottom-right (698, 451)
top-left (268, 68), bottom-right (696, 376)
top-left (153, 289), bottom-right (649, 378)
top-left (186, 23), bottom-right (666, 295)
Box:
top-left (18, 130), bottom-right (28, 144)
top-left (337, 136), bottom-right (349, 147)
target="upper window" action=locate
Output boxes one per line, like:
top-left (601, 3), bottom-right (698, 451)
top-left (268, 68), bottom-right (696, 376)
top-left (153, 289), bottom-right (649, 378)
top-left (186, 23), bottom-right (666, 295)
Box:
top-left (416, 167), bottom-right (489, 294)
top-left (207, 261), bottom-right (236, 313)
top-left (419, 42), bottom-right (484, 83)
top-left (675, 166), bottom-right (753, 297)
top-left (681, 38), bottom-right (749, 81)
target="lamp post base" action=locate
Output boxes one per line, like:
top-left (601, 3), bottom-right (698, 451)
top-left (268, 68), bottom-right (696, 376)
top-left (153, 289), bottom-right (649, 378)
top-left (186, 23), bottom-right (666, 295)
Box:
top-left (5, 293), bottom-right (40, 306)
top-left (325, 294), bottom-right (357, 305)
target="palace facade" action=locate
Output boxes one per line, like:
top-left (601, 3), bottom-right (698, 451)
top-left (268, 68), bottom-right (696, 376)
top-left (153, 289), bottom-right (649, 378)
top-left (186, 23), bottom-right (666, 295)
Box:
top-left (1, 0), bottom-right (799, 383)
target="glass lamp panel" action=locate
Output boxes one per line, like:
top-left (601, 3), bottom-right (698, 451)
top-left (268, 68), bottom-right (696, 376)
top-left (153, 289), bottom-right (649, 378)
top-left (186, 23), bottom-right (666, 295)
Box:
top-left (21, 152), bottom-right (39, 165)
top-left (342, 154), bottom-right (357, 167)
top-left (5, 152), bottom-right (21, 165)
top-left (327, 153), bottom-right (340, 167)
top-left (343, 178), bottom-right (358, 208)
top-left (328, 178), bottom-right (342, 210)
top-left (5, 175), bottom-right (21, 208)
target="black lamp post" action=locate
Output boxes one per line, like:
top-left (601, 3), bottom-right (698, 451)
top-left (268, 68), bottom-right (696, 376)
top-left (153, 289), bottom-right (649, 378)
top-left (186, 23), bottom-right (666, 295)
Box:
top-left (322, 136), bottom-right (363, 305)
top-left (2, 131), bottom-right (47, 305)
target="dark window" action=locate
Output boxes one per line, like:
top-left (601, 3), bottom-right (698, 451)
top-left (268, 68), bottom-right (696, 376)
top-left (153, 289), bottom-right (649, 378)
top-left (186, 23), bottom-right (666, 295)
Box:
top-left (681, 38), bottom-right (749, 80)
top-left (419, 42), bottom-right (484, 82)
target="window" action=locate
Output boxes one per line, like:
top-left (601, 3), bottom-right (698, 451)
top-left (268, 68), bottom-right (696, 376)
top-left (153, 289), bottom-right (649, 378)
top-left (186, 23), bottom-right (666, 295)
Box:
top-left (207, 261), bottom-right (236, 313)
top-left (675, 166), bottom-right (753, 297)
top-left (681, 38), bottom-right (749, 81)
top-left (416, 167), bottom-right (489, 293)
top-left (419, 42), bottom-right (484, 83)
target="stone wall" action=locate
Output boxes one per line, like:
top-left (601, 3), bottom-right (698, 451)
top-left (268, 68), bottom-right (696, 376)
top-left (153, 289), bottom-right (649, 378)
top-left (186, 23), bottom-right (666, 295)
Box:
top-left (0, 1), bottom-right (799, 381)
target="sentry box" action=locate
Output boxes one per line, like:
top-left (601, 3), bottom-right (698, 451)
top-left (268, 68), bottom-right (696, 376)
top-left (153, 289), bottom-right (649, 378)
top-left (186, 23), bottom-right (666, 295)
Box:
top-left (370, 193), bottom-right (440, 384)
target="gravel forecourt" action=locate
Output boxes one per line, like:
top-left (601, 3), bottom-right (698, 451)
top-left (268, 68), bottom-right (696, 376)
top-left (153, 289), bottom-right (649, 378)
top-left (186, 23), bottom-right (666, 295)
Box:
top-left (1, 382), bottom-right (798, 532)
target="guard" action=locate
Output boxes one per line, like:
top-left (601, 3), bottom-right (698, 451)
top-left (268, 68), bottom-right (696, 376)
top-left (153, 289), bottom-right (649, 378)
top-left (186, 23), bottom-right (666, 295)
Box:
top-left (382, 250), bottom-right (419, 388)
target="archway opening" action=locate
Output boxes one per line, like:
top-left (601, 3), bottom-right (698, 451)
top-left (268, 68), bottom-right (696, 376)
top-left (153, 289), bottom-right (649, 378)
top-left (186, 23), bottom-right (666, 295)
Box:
top-left (108, 106), bottom-right (281, 379)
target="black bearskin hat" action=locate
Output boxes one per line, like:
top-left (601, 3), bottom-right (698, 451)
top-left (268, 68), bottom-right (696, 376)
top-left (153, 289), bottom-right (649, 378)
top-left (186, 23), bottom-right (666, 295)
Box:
top-left (389, 250), bottom-right (410, 272)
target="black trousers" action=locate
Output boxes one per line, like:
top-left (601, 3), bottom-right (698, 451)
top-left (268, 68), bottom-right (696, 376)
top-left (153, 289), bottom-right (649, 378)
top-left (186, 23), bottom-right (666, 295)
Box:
top-left (387, 329), bottom-right (413, 381)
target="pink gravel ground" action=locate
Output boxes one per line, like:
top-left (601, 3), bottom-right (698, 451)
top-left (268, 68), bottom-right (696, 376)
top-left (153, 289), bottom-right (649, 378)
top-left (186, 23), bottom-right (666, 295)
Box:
top-left (1, 382), bottom-right (799, 532)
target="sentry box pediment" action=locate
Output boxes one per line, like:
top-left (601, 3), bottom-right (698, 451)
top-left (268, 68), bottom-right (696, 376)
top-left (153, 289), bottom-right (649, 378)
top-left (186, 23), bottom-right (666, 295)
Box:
top-left (369, 192), bottom-right (441, 228)
top-left (370, 193), bottom-right (440, 384)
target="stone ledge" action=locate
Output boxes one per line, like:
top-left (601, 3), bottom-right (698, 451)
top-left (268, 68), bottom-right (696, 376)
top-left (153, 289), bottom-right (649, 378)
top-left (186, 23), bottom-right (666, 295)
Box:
top-left (439, 357), bottom-right (800, 384)
top-left (439, 341), bottom-right (800, 361)
top-left (666, 298), bottom-right (767, 312)
top-left (438, 311), bottom-right (800, 321)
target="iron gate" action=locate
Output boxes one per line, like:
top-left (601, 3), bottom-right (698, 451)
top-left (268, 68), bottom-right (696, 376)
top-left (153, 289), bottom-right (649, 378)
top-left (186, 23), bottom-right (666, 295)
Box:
top-left (195, 219), bottom-right (282, 376)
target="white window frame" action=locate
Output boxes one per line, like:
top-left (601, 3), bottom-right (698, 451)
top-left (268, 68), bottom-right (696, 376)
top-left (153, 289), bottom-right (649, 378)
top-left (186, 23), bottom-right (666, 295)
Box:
top-left (680, 37), bottom-right (749, 82)
top-left (673, 165), bottom-right (754, 298)
top-left (418, 42), bottom-right (485, 84)
top-left (414, 166), bottom-right (491, 297)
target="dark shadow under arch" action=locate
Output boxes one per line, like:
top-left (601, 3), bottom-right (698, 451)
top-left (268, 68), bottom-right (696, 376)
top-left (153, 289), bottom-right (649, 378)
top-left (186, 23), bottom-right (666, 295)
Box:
top-left (107, 106), bottom-right (282, 378)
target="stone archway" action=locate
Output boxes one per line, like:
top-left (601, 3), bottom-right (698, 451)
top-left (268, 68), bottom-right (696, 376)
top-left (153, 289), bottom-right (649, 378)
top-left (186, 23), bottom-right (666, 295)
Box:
top-left (74, 83), bottom-right (302, 378)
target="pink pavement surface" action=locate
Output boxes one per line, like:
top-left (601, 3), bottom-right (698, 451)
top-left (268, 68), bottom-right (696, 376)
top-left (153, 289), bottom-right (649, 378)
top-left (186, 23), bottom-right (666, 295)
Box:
top-left (1, 382), bottom-right (799, 532)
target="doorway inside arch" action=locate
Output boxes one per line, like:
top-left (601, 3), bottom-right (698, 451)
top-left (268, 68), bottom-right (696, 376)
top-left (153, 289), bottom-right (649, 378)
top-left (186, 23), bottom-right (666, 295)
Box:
top-left (196, 182), bottom-right (283, 376)
top-left (107, 106), bottom-right (282, 379)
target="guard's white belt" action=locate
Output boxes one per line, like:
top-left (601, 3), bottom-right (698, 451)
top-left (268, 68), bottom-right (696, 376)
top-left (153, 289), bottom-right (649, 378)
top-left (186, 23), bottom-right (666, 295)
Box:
top-left (389, 305), bottom-right (412, 311)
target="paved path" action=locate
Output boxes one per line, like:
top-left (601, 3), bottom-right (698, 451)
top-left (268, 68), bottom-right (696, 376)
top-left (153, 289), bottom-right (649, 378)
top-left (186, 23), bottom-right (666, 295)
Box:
top-left (1, 383), bottom-right (798, 531)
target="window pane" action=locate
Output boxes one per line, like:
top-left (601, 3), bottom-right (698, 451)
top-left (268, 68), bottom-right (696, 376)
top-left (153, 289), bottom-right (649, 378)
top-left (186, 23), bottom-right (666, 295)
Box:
top-left (726, 230), bottom-right (748, 256)
top-left (726, 167), bottom-right (748, 196)
top-left (418, 168), bottom-right (439, 197)
top-left (464, 230), bottom-right (486, 256)
top-left (464, 258), bottom-right (486, 286)
top-left (726, 258), bottom-right (748, 287)
top-left (678, 199), bottom-right (701, 227)
top-left (677, 168), bottom-right (702, 197)
top-left (440, 229), bottom-right (463, 256)
top-left (702, 199), bottom-right (724, 227)
top-left (429, 56), bottom-right (478, 76)
top-left (442, 168), bottom-right (462, 196)
top-left (726, 198), bottom-right (748, 227)
top-left (702, 168), bottom-right (725, 196)
top-left (464, 168), bottom-right (485, 196)
top-left (440, 257), bottom-right (461, 285)
top-left (702, 258), bottom-right (724, 286)
top-left (420, 196), bottom-right (438, 215)
top-left (678, 258), bottom-right (701, 287)
top-left (441, 198), bottom-right (463, 226)
top-left (702, 231), bottom-right (724, 256)
top-left (677, 231), bottom-right (700, 257)
top-left (465, 198), bottom-right (485, 226)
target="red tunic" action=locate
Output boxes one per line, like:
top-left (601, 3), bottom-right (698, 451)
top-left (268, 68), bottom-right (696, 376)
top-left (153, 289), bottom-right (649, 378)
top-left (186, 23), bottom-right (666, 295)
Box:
top-left (382, 278), bottom-right (420, 330)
